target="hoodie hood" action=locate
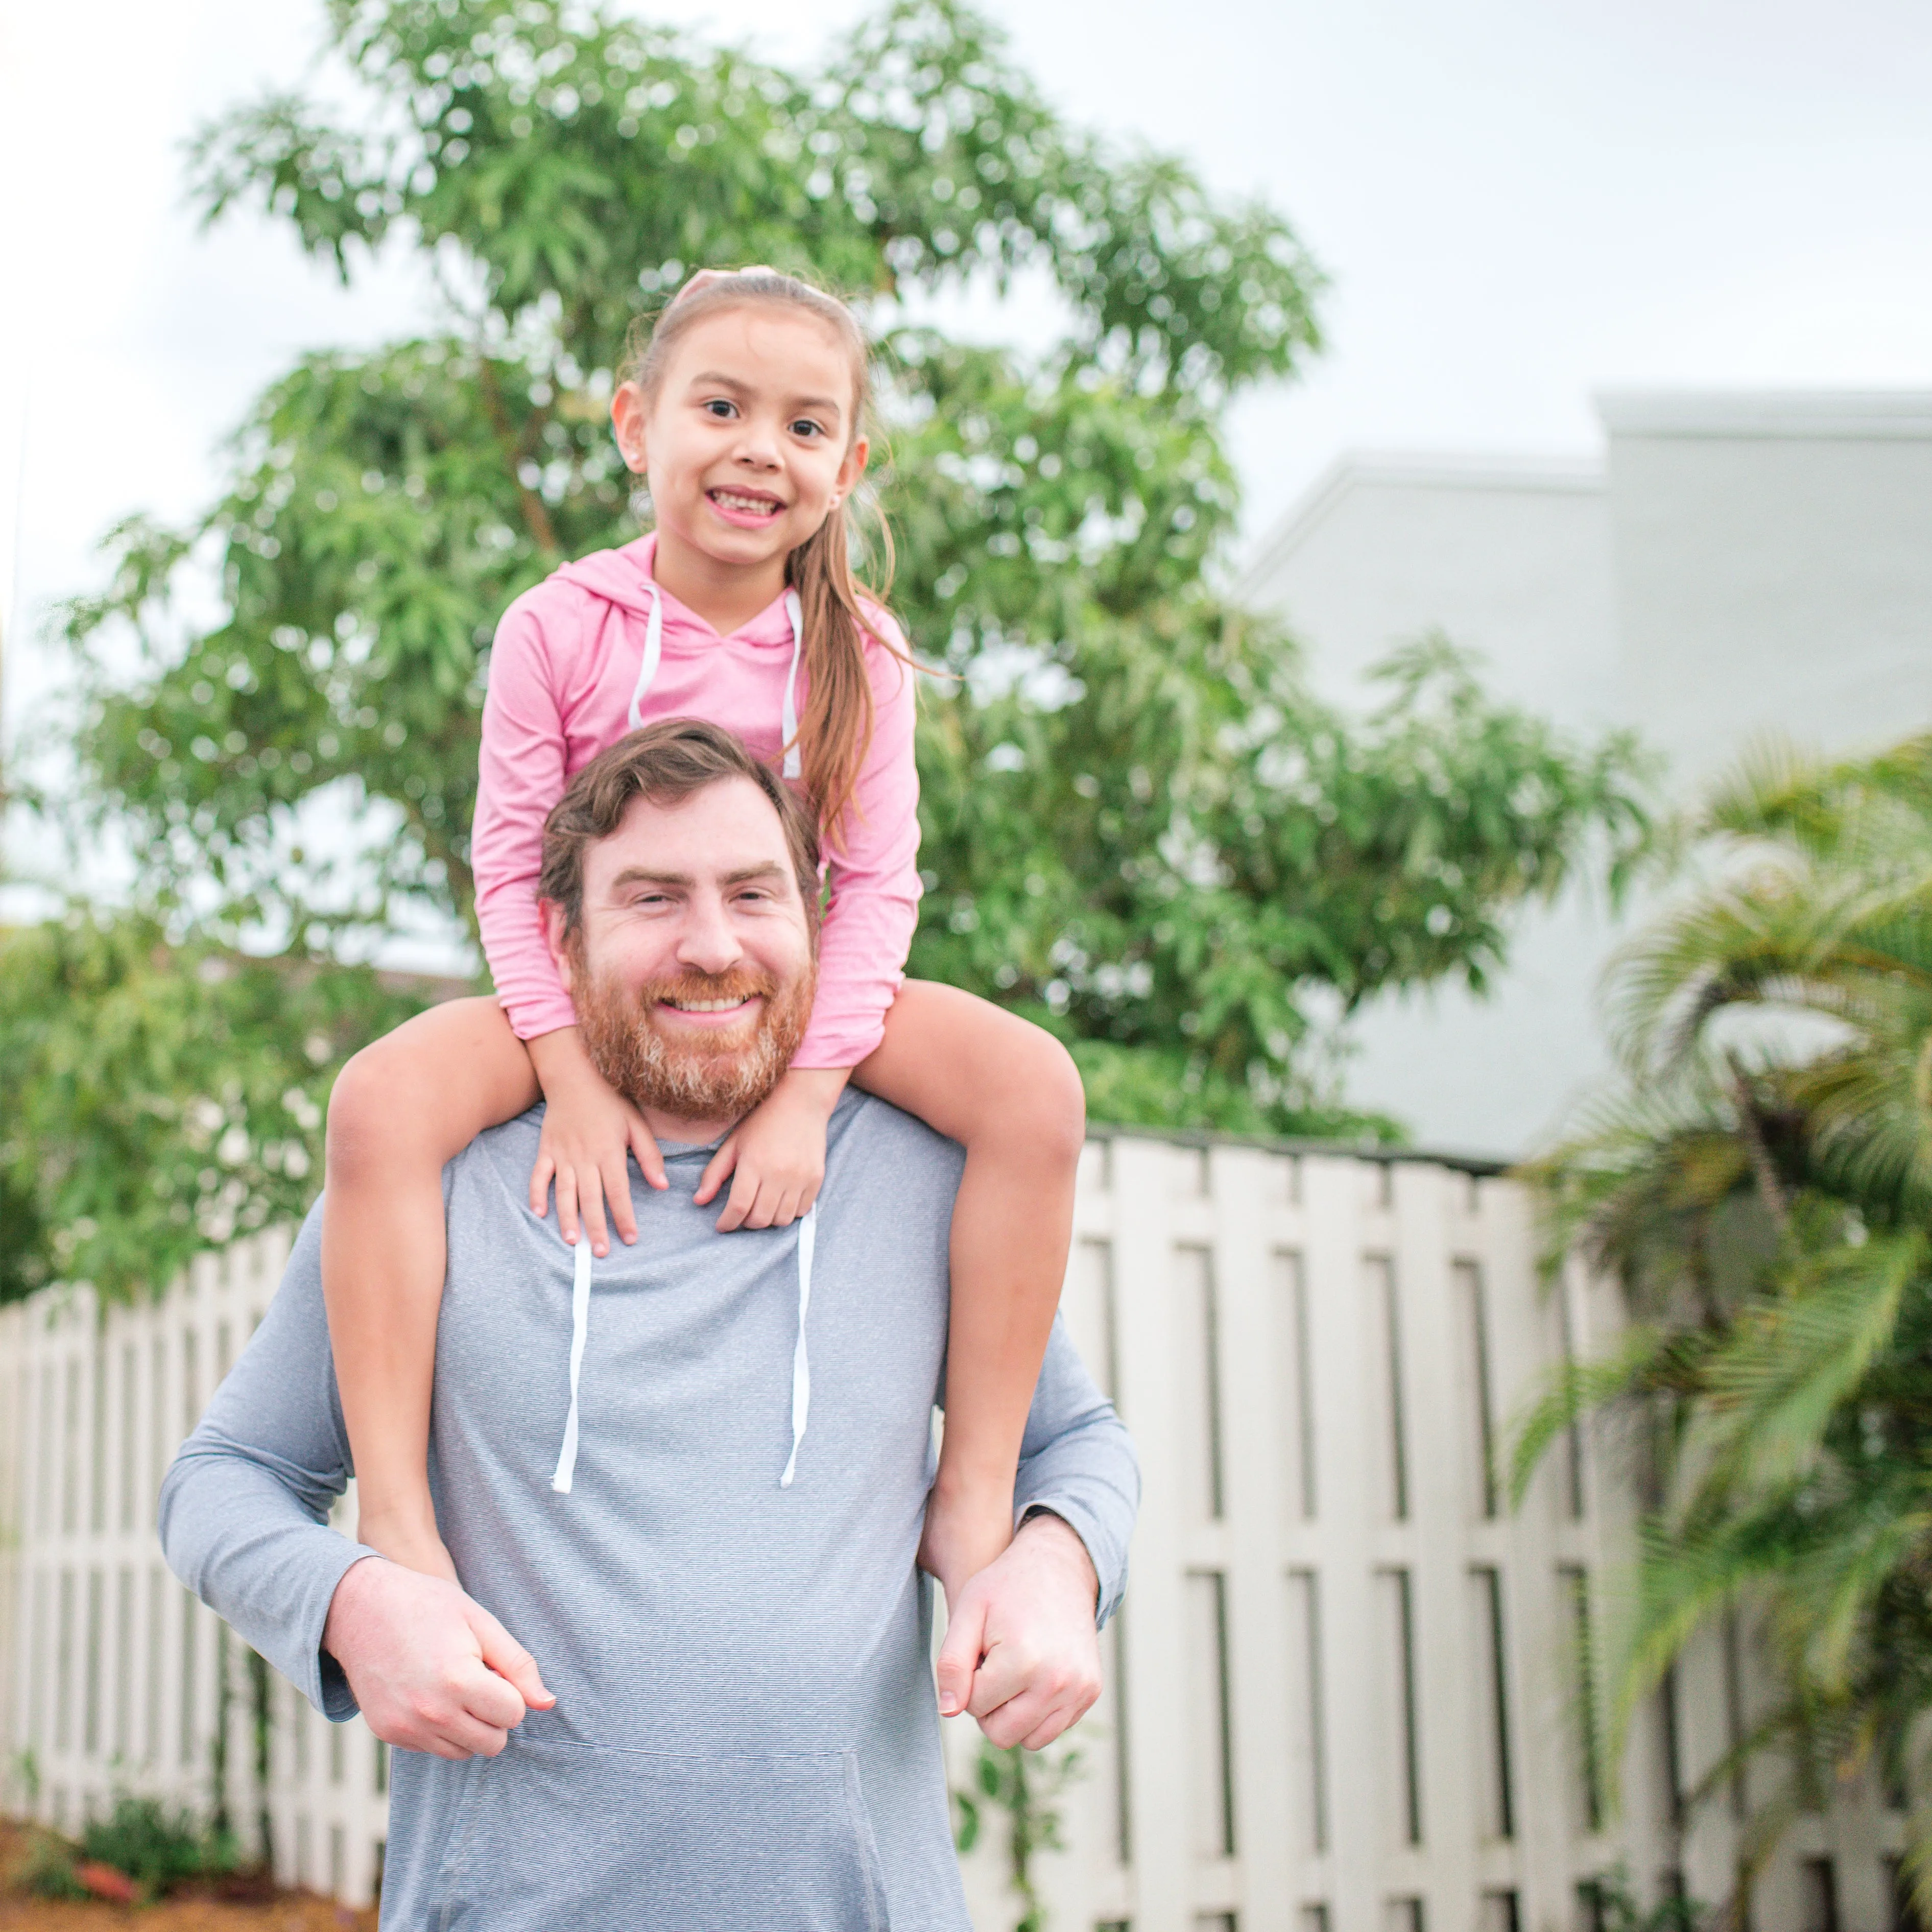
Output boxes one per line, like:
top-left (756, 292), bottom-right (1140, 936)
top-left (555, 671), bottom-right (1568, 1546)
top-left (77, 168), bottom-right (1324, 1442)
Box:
top-left (551, 532), bottom-right (799, 651)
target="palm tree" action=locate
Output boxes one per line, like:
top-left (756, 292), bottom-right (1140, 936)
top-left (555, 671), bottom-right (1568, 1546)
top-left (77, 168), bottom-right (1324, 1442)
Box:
top-left (1514, 732), bottom-right (1932, 1903)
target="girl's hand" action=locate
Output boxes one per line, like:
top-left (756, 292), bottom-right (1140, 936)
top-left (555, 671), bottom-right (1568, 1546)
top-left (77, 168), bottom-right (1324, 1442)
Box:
top-left (526, 1027), bottom-right (667, 1256)
top-left (696, 1067), bottom-right (849, 1231)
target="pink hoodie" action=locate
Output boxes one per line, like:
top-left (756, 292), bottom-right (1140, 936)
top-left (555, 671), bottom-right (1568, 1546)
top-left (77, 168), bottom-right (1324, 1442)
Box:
top-left (473, 533), bottom-right (921, 1068)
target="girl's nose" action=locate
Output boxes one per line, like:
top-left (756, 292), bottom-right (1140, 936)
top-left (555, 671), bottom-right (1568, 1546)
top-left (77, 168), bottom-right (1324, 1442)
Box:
top-left (731, 423), bottom-right (782, 468)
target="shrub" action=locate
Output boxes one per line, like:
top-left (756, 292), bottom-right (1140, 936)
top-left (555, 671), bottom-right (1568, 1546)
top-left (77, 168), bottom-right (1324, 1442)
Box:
top-left (76, 1795), bottom-right (235, 1902)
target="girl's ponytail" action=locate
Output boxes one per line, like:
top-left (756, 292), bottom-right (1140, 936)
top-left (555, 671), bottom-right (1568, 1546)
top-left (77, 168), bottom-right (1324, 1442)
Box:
top-left (786, 488), bottom-right (899, 846)
top-left (618, 269), bottom-right (910, 847)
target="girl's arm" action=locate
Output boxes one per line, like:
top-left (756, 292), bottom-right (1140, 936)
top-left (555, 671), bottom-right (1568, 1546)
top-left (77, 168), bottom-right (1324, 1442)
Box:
top-left (793, 618), bottom-right (924, 1070)
top-left (478, 591), bottom-right (667, 1251)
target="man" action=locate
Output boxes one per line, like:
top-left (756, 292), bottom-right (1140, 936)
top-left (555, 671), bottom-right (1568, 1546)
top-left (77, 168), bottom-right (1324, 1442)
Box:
top-left (161, 719), bottom-right (1138, 1930)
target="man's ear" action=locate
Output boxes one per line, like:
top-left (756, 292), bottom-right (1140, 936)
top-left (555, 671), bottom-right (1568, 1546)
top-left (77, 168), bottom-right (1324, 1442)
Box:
top-left (540, 899), bottom-right (576, 991)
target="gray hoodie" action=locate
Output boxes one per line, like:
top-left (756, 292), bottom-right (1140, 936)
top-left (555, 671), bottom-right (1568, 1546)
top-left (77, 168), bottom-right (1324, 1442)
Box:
top-left (160, 1091), bottom-right (1138, 1929)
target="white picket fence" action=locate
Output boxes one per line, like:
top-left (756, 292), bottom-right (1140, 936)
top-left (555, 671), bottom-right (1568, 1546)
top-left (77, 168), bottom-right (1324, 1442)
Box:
top-left (0, 1131), bottom-right (1904, 1928)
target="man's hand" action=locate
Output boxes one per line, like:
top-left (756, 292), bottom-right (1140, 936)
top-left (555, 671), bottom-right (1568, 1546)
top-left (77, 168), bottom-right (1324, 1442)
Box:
top-left (322, 1557), bottom-right (556, 1760)
top-left (933, 1511), bottom-right (1103, 1751)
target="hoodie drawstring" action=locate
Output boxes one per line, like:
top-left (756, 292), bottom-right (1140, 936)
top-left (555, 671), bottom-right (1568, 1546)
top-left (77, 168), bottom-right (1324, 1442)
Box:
top-left (626, 582), bottom-right (664, 730)
top-left (550, 1234), bottom-right (594, 1494)
top-left (779, 1202), bottom-right (817, 1487)
top-left (548, 1199), bottom-right (820, 1495)
top-left (629, 578), bottom-right (804, 780)
top-left (780, 589), bottom-right (804, 781)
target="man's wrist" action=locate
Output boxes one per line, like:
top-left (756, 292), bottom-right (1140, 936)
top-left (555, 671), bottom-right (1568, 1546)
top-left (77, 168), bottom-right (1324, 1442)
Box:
top-left (1015, 1507), bottom-right (1100, 1610)
top-left (322, 1552), bottom-right (387, 1663)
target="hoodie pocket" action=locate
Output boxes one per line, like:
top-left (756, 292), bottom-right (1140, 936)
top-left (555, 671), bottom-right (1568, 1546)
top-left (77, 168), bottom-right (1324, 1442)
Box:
top-left (434, 1736), bottom-right (890, 1931)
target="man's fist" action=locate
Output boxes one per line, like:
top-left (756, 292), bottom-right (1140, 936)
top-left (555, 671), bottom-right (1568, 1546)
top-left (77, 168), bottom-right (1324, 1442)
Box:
top-left (934, 1511), bottom-right (1103, 1751)
top-left (322, 1557), bottom-right (556, 1760)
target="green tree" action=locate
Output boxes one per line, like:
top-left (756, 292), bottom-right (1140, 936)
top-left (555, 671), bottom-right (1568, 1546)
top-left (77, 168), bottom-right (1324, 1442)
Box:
top-left (1514, 733), bottom-right (1932, 1905)
top-left (9, 0), bottom-right (1649, 1303)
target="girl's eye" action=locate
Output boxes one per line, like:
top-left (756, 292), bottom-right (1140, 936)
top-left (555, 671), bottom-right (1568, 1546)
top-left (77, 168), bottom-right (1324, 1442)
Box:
top-left (790, 419), bottom-right (825, 440)
top-left (703, 399), bottom-right (737, 419)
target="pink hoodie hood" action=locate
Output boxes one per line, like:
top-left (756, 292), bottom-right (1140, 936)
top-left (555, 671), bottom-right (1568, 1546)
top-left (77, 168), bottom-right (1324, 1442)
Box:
top-left (550, 534), bottom-right (801, 654)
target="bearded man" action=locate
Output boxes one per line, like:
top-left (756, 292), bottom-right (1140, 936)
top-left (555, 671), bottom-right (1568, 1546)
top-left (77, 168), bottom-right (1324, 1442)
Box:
top-left (160, 718), bottom-right (1138, 1930)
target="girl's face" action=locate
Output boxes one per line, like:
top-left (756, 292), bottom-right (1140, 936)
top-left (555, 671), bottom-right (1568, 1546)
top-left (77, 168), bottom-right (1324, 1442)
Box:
top-left (613, 305), bottom-right (868, 583)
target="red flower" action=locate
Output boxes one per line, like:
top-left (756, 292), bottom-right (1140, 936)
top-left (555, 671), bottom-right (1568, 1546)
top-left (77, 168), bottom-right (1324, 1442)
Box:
top-left (76, 1860), bottom-right (137, 1904)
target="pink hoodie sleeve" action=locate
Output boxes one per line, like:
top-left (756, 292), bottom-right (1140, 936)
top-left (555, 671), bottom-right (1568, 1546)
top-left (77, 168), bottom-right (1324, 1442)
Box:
top-left (473, 592), bottom-right (582, 1041)
top-left (793, 623), bottom-right (924, 1069)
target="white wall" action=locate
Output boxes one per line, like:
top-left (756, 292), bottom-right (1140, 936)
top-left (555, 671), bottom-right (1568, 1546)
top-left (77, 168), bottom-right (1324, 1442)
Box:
top-left (1602, 391), bottom-right (1932, 786)
top-left (1239, 392), bottom-right (1932, 1159)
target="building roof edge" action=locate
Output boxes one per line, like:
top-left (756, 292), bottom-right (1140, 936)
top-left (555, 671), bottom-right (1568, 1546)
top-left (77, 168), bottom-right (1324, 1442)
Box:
top-left (1596, 388), bottom-right (1932, 440)
top-left (1237, 450), bottom-right (1604, 602)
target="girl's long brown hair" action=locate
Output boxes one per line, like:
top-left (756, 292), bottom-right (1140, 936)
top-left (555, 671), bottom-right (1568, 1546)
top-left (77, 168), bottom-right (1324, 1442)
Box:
top-left (618, 270), bottom-right (905, 846)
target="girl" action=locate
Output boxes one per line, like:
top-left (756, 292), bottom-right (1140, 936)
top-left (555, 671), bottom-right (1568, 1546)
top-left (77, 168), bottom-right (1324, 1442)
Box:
top-left (320, 269), bottom-right (1086, 1615)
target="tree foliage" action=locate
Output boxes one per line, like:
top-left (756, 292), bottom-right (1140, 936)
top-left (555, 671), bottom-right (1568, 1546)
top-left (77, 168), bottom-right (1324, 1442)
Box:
top-left (1513, 733), bottom-right (1932, 1903)
top-left (12, 0), bottom-right (1650, 1302)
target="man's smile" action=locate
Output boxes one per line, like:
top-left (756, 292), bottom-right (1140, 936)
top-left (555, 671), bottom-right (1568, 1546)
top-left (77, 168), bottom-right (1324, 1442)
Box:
top-left (654, 992), bottom-right (765, 1029)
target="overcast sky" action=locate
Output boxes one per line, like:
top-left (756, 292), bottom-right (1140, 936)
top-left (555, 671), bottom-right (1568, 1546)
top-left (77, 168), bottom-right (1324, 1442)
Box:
top-left (3, 0), bottom-right (1929, 740)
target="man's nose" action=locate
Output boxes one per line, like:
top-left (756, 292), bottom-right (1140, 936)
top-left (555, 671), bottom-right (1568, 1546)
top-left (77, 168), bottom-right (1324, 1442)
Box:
top-left (676, 893), bottom-right (745, 975)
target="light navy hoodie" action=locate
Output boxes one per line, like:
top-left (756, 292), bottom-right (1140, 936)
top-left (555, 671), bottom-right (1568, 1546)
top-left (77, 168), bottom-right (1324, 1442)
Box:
top-left (160, 1092), bottom-right (1138, 1929)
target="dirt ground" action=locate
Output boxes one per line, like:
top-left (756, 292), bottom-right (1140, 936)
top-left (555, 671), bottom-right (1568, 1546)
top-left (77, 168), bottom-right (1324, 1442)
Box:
top-left (0, 1821), bottom-right (377, 1932)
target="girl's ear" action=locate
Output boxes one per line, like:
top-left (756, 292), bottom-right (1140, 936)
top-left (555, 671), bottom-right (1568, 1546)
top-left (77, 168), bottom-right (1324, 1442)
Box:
top-left (828, 433), bottom-right (869, 509)
top-left (611, 381), bottom-right (650, 473)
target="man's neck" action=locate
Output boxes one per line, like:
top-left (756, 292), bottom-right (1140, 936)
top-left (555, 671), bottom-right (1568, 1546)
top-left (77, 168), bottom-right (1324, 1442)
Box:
top-left (638, 1103), bottom-right (741, 1150)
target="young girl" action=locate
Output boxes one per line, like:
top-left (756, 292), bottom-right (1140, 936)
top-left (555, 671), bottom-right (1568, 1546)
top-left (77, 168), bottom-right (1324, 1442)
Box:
top-left (320, 268), bottom-right (1087, 1616)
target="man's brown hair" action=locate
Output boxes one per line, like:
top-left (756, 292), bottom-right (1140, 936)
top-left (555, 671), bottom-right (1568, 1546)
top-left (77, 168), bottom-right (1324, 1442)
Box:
top-left (537, 719), bottom-right (822, 936)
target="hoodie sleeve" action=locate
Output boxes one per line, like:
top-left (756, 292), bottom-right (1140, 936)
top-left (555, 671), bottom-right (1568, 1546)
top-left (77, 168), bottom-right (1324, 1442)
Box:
top-left (1013, 1316), bottom-right (1139, 1628)
top-left (474, 589), bottom-right (583, 1041)
top-left (158, 1206), bottom-right (380, 1720)
top-left (793, 619), bottom-right (924, 1069)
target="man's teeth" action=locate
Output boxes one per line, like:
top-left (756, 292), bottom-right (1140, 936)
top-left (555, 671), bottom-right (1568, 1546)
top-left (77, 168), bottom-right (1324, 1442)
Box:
top-left (665, 997), bottom-right (751, 1012)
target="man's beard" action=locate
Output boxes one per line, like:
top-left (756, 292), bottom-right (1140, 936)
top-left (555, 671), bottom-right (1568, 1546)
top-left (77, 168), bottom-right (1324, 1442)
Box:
top-left (569, 947), bottom-right (816, 1124)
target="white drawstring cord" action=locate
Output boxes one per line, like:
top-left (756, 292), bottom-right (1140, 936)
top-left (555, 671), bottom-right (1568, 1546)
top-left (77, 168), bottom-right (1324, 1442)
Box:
top-left (778, 1202), bottom-right (817, 1487)
top-left (550, 1202), bottom-right (820, 1494)
top-left (550, 1236), bottom-right (593, 1494)
top-left (631, 577), bottom-right (801, 778)
top-left (626, 581), bottom-right (663, 729)
top-left (780, 589), bottom-right (804, 780)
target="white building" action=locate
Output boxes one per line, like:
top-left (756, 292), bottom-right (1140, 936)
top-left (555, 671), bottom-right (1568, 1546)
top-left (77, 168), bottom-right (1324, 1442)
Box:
top-left (2, 1134), bottom-right (1903, 1929)
top-left (1241, 391), bottom-right (1932, 1159)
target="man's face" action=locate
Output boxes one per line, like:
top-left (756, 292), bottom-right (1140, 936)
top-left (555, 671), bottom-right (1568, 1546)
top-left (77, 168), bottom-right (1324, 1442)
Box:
top-left (544, 777), bottom-right (816, 1129)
